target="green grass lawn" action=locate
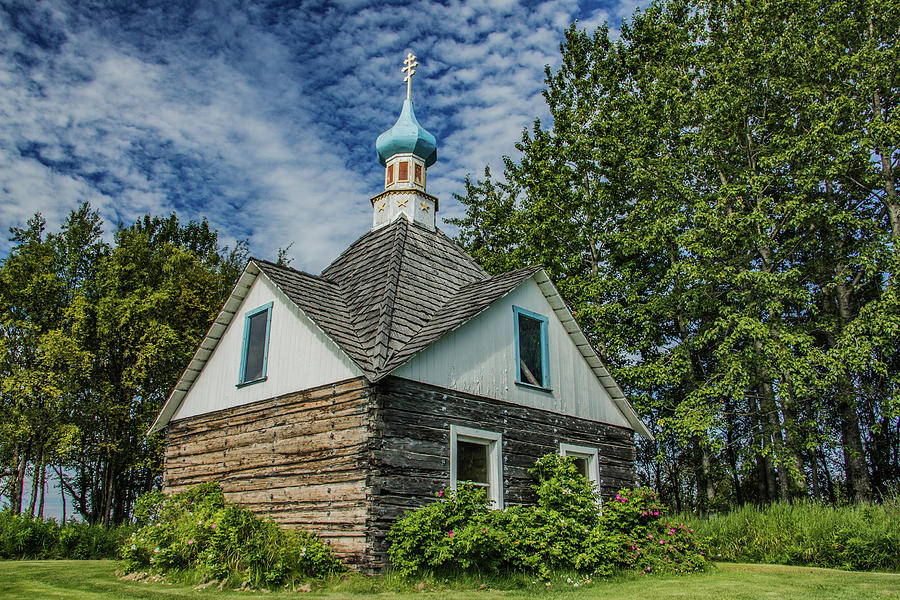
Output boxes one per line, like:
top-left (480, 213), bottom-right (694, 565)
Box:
top-left (1, 560), bottom-right (899, 600)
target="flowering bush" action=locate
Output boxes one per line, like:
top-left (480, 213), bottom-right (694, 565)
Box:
top-left (387, 453), bottom-right (709, 578)
top-left (387, 484), bottom-right (503, 575)
top-left (621, 519), bottom-right (708, 574)
top-left (121, 482), bottom-right (342, 587)
top-left (599, 487), bottom-right (665, 536)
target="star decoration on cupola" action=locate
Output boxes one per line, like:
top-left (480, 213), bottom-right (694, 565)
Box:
top-left (371, 52), bottom-right (440, 231)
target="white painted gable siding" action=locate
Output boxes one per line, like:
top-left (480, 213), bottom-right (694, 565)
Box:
top-left (393, 278), bottom-right (631, 428)
top-left (173, 274), bottom-right (363, 421)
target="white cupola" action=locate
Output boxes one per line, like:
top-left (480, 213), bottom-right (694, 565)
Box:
top-left (371, 53), bottom-right (439, 231)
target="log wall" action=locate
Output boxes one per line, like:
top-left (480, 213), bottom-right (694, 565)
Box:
top-left (164, 377), bottom-right (374, 567)
top-left (367, 376), bottom-right (635, 569)
top-left (164, 374), bottom-right (636, 572)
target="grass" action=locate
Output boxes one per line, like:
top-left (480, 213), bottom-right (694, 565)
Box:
top-left (1, 560), bottom-right (900, 599)
top-left (678, 500), bottom-right (900, 571)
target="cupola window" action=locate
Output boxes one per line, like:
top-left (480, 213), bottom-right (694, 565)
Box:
top-left (398, 161), bottom-right (409, 182)
top-left (414, 163), bottom-right (423, 185)
top-left (386, 164), bottom-right (394, 186)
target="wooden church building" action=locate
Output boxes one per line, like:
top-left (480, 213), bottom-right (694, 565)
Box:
top-left (150, 54), bottom-right (651, 571)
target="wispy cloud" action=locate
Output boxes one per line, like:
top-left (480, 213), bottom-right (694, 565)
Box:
top-left (0, 0), bottom-right (640, 272)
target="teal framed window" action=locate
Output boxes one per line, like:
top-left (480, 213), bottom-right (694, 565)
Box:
top-left (238, 302), bottom-right (273, 387)
top-left (513, 305), bottom-right (550, 389)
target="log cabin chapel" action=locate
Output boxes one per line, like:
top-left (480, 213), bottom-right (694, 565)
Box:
top-left (150, 53), bottom-right (652, 571)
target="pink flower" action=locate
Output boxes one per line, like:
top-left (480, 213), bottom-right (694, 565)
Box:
top-left (646, 566), bottom-right (651, 572)
top-left (438, 490), bottom-right (444, 498)
top-left (615, 494), bottom-right (621, 501)
top-left (188, 539), bottom-right (194, 545)
top-left (449, 531), bottom-right (453, 538)
top-left (211, 524), bottom-right (216, 530)
top-left (659, 540), bottom-right (665, 544)
top-left (483, 528), bottom-right (487, 533)
top-left (653, 511), bottom-right (659, 516)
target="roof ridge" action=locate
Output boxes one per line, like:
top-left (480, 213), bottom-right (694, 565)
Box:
top-left (373, 219), bottom-right (408, 371)
top-left (250, 256), bottom-right (338, 285)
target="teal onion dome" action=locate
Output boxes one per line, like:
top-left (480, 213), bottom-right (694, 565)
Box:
top-left (376, 99), bottom-right (437, 167)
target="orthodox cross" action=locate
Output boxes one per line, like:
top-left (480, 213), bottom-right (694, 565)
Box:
top-left (402, 52), bottom-right (418, 100)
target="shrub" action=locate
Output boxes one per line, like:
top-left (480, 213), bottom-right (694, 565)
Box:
top-left (0, 511), bottom-right (126, 559)
top-left (121, 482), bottom-right (343, 587)
top-left (387, 453), bottom-right (709, 578)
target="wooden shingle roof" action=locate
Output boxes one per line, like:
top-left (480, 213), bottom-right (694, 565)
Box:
top-left (152, 216), bottom-right (651, 438)
top-left (256, 218), bottom-right (493, 380)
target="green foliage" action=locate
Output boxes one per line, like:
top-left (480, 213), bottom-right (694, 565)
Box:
top-left (681, 500), bottom-right (900, 572)
top-left (0, 511), bottom-right (127, 559)
top-left (388, 453), bottom-right (709, 578)
top-left (450, 0), bottom-right (900, 508)
top-left (0, 203), bottom-right (248, 524)
top-left (121, 483), bottom-right (342, 588)
top-left (600, 487), bottom-right (666, 537)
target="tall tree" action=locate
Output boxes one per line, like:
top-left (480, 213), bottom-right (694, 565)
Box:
top-left (451, 0), bottom-right (900, 507)
top-left (0, 205), bottom-right (247, 523)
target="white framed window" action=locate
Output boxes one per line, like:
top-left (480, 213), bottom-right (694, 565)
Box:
top-left (559, 443), bottom-right (600, 488)
top-left (450, 425), bottom-right (503, 509)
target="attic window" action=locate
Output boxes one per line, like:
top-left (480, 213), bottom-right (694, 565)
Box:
top-left (513, 306), bottom-right (550, 389)
top-left (450, 425), bottom-right (503, 509)
top-left (560, 443), bottom-right (600, 489)
top-left (238, 302), bottom-right (272, 387)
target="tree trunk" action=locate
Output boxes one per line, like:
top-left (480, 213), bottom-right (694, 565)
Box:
top-left (809, 449), bottom-right (821, 501)
top-left (748, 390), bottom-right (777, 502)
top-left (836, 386), bottom-right (872, 503)
top-left (867, 13), bottom-right (900, 243)
top-left (832, 282), bottom-right (873, 504)
top-left (37, 461), bottom-right (46, 519)
top-left (55, 466), bottom-right (67, 522)
top-left (779, 372), bottom-right (808, 497)
top-left (724, 396), bottom-right (744, 505)
top-left (671, 458), bottom-right (683, 513)
top-left (28, 458), bottom-right (39, 517)
top-left (752, 336), bottom-right (790, 502)
top-left (692, 439), bottom-right (715, 514)
top-left (10, 444), bottom-right (27, 515)
top-left (818, 448), bottom-right (837, 504)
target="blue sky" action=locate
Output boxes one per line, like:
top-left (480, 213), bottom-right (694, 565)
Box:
top-left (2, 0), bottom-right (643, 521)
top-left (1, 0), bottom-right (638, 274)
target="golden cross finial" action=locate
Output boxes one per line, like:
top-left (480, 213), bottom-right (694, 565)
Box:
top-left (402, 52), bottom-right (418, 100)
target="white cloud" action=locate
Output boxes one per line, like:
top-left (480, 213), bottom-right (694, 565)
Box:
top-left (0, 0), bottom-right (642, 270)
